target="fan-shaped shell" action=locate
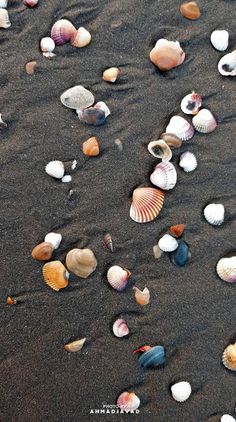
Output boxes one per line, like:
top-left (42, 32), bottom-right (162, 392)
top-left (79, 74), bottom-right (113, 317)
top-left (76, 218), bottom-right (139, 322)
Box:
top-left (179, 152), bottom-right (197, 172)
top-left (64, 337), bottom-right (86, 353)
top-left (158, 234), bottom-right (178, 252)
top-left (82, 137), bottom-right (100, 156)
top-left (147, 140), bottom-right (172, 162)
top-left (181, 92), bottom-right (202, 115)
top-left (66, 248), bottom-right (97, 278)
top-left (45, 160), bottom-right (64, 179)
top-left (113, 318), bottom-right (129, 337)
top-left (32, 242), bottom-right (54, 261)
top-left (150, 162), bottom-right (177, 190)
top-left (103, 67), bottom-right (121, 83)
top-left (0, 8), bottom-right (10, 28)
top-left (133, 286), bottom-right (150, 306)
top-left (222, 343), bottom-right (236, 371)
top-left (70, 27), bottom-right (91, 48)
top-left (150, 39), bottom-right (185, 71)
top-left (166, 116), bottom-right (194, 141)
top-left (130, 187), bottom-right (165, 223)
top-left (221, 416), bottom-right (236, 422)
top-left (160, 133), bottom-right (182, 149)
top-left (40, 37), bottom-right (55, 53)
top-left (51, 19), bottom-right (76, 45)
top-left (117, 392), bottom-right (140, 412)
top-left (192, 109), bottom-right (217, 133)
top-left (216, 257), bottom-right (236, 283)
top-left (42, 261), bottom-right (69, 291)
top-left (171, 381), bottom-right (192, 402)
top-left (211, 30), bottom-right (229, 52)
top-left (44, 232), bottom-right (62, 250)
top-left (77, 107), bottom-right (106, 126)
top-left (180, 1), bottom-right (201, 20)
top-left (218, 51), bottom-right (236, 76)
top-left (107, 265), bottom-right (130, 291)
top-left (204, 203), bottom-right (224, 226)
top-left (61, 85), bottom-right (95, 110)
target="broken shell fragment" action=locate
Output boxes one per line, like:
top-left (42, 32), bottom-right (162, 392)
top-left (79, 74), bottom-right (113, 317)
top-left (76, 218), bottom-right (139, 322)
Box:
top-left (32, 242), bottom-right (54, 261)
top-left (218, 50), bottom-right (236, 76)
top-left (0, 113), bottom-right (7, 130)
top-left (171, 381), bottom-right (192, 402)
top-left (64, 337), bottom-right (86, 353)
top-left (113, 318), bottom-right (129, 338)
top-left (180, 2), bottom-right (201, 20)
top-left (94, 101), bottom-right (111, 118)
top-left (133, 286), bottom-right (150, 306)
top-left (82, 136), bottom-right (100, 156)
top-left (192, 109), bottom-right (217, 133)
top-left (71, 27), bottom-right (91, 48)
top-left (179, 152), bottom-right (197, 172)
top-left (103, 67), bottom-right (121, 83)
top-left (42, 261), bottom-right (69, 291)
top-left (216, 257), bottom-right (236, 283)
top-left (160, 133), bottom-right (182, 149)
top-left (77, 107), bottom-right (106, 126)
top-left (222, 342), bottom-right (236, 371)
top-left (169, 224), bottom-right (186, 238)
top-left (158, 234), bottom-right (178, 252)
top-left (153, 244), bottom-right (163, 259)
top-left (211, 30), bottom-right (229, 52)
top-left (147, 140), bottom-right (172, 162)
top-left (66, 248), bottom-right (97, 278)
top-left (45, 160), bottom-right (65, 179)
top-left (117, 392), bottom-right (140, 412)
top-left (181, 92), bottom-right (202, 115)
top-left (204, 203), bottom-right (225, 226)
top-left (166, 116), bottom-right (194, 141)
top-left (130, 187), bottom-right (165, 223)
top-left (25, 61), bottom-right (37, 75)
top-left (150, 39), bottom-right (185, 71)
top-left (44, 232), bottom-right (62, 250)
top-left (150, 161), bottom-right (177, 190)
top-left (107, 265), bottom-right (131, 291)
top-left (51, 19), bottom-right (76, 45)
top-left (0, 8), bottom-right (11, 28)
top-left (104, 233), bottom-right (113, 252)
top-left (61, 85), bottom-right (95, 110)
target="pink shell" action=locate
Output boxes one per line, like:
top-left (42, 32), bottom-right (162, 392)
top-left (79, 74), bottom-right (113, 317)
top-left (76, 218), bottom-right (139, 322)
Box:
top-left (107, 265), bottom-right (130, 291)
top-left (113, 318), bottom-right (129, 337)
top-left (150, 162), bottom-right (177, 190)
top-left (23, 0), bottom-right (38, 6)
top-left (166, 116), bottom-right (194, 141)
top-left (117, 392), bottom-right (140, 411)
top-left (130, 187), bottom-right (165, 223)
top-left (51, 19), bottom-right (76, 45)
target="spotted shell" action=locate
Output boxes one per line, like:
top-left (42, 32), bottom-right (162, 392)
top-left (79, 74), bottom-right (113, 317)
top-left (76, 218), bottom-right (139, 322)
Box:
top-left (158, 234), bottom-right (178, 252)
top-left (66, 248), bottom-right (97, 278)
top-left (32, 242), bottom-right (53, 261)
top-left (51, 19), bottom-right (76, 45)
top-left (147, 140), bottom-right (172, 162)
top-left (82, 137), bottom-right (100, 156)
top-left (150, 161), bottom-right (177, 190)
top-left (117, 392), bottom-right (140, 412)
top-left (113, 318), bottom-right (129, 337)
top-left (150, 39), bottom-right (185, 71)
top-left (107, 265), bottom-right (131, 291)
top-left (203, 203), bottom-right (225, 226)
top-left (171, 381), bottom-right (192, 402)
top-left (222, 343), bottom-right (236, 371)
top-left (130, 187), bottom-right (165, 223)
top-left (216, 257), bottom-right (236, 283)
top-left (42, 261), bottom-right (69, 291)
top-left (181, 92), bottom-right (202, 115)
top-left (166, 116), bottom-right (194, 141)
top-left (179, 152), bottom-right (197, 172)
top-left (70, 27), bottom-right (91, 48)
top-left (0, 8), bottom-right (11, 28)
top-left (192, 109), bottom-right (217, 133)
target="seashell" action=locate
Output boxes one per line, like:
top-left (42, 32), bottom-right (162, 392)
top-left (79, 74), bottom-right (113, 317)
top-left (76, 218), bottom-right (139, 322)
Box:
top-left (66, 248), bottom-right (97, 278)
top-left (179, 152), bottom-right (197, 172)
top-left (204, 203), bottom-right (224, 226)
top-left (180, 2), bottom-right (201, 20)
top-left (181, 92), bottom-right (202, 115)
top-left (6, 296), bottom-right (17, 305)
top-left (61, 85), bottom-right (95, 110)
top-left (25, 60), bottom-right (36, 75)
top-left (42, 261), bottom-right (69, 291)
top-left (70, 27), bottom-right (91, 48)
top-left (153, 244), bottom-right (163, 259)
top-left (82, 136), bottom-right (100, 156)
top-left (0, 8), bottom-right (11, 28)
top-left (192, 109), bottom-right (217, 133)
top-left (117, 392), bottom-right (140, 412)
top-left (61, 175), bottom-right (72, 183)
top-left (147, 140), bottom-right (172, 162)
top-left (150, 39), bottom-right (185, 71)
top-left (45, 160), bottom-right (64, 179)
top-left (133, 286), bottom-right (150, 306)
top-left (222, 343), bottom-right (236, 371)
top-left (221, 416), bottom-right (236, 422)
top-left (40, 37), bottom-right (55, 53)
top-left (44, 232), bottom-right (62, 250)
top-left (211, 30), bottom-right (229, 52)
top-left (0, 113), bottom-right (7, 130)
top-left (77, 107), bottom-right (106, 126)
top-left (0, 1), bottom-right (8, 8)
top-left (170, 240), bottom-right (190, 267)
top-left (114, 138), bottom-right (123, 151)
top-left (160, 133), bottom-right (182, 149)
top-left (216, 257), bottom-right (236, 283)
top-left (71, 160), bottom-right (77, 170)
top-left (103, 67), bottom-right (121, 83)
top-left (23, 0), bottom-right (38, 6)
top-left (218, 50), bottom-right (236, 77)
top-left (51, 19), bottom-right (76, 46)
top-left (169, 224), bottom-right (186, 238)
top-left (107, 265), bottom-right (131, 291)
top-left (166, 116), bottom-right (194, 141)
top-left (104, 233), bottom-right (113, 252)
top-left (134, 345), bottom-right (165, 369)
top-left (94, 101), bottom-right (111, 118)
top-left (32, 242), bottom-right (53, 261)
top-left (130, 187), bottom-right (165, 223)
top-left (113, 318), bottom-right (129, 338)
top-left (171, 381), bottom-right (192, 402)
top-left (158, 234), bottom-right (178, 252)
top-left (150, 162), bottom-right (177, 190)
top-left (64, 337), bottom-right (86, 353)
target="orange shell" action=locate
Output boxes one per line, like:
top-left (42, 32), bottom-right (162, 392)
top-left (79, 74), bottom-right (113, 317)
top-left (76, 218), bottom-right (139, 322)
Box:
top-left (82, 137), bottom-right (100, 156)
top-left (32, 242), bottom-right (53, 261)
top-left (25, 61), bottom-right (37, 75)
top-left (130, 187), bottom-right (165, 223)
top-left (150, 40), bottom-right (185, 71)
top-left (6, 296), bottom-right (17, 305)
top-left (169, 224), bottom-right (186, 238)
top-left (222, 343), bottom-right (236, 371)
top-left (180, 2), bottom-right (201, 20)
top-left (42, 261), bottom-right (69, 291)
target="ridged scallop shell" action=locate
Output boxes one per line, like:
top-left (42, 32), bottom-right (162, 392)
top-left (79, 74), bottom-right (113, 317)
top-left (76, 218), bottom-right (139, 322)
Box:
top-left (216, 257), bottom-right (236, 283)
top-left (117, 392), bottom-right (140, 412)
top-left (211, 30), bottom-right (229, 52)
top-left (23, 0), bottom-right (38, 6)
top-left (42, 261), bottom-right (69, 291)
top-left (103, 67), bottom-right (121, 83)
top-left (64, 337), bottom-right (86, 353)
top-left (179, 152), bottom-right (197, 172)
top-left (82, 137), bottom-right (100, 156)
top-left (61, 85), bottom-right (94, 110)
top-left (171, 381), bottom-right (192, 402)
top-left (77, 107), bottom-right (106, 126)
top-left (133, 286), bottom-right (150, 305)
top-left (44, 232), bottom-right (62, 250)
top-left (40, 37), bottom-right (55, 53)
top-left (166, 116), bottom-right (194, 141)
top-left (150, 39), bottom-right (185, 71)
top-left (107, 265), bottom-right (131, 291)
top-left (181, 92), bottom-right (202, 115)
top-left (218, 51), bottom-right (236, 76)
top-left (147, 140), bottom-right (172, 162)
top-left (204, 203), bottom-right (224, 226)
top-left (158, 234), bottom-right (178, 252)
top-left (0, 0), bottom-right (8, 7)
top-left (192, 109), bottom-right (217, 133)
top-left (0, 8), bottom-right (10, 28)
top-left (130, 187), bottom-right (165, 223)
top-left (70, 27), bottom-right (91, 48)
top-left (113, 318), bottom-right (129, 337)
top-left (180, 1), bottom-right (201, 20)
top-left (94, 101), bottom-right (111, 118)
top-left (32, 242), bottom-right (54, 261)
top-left (66, 248), bottom-right (97, 278)
top-left (221, 416), bottom-right (236, 422)
top-left (51, 19), bottom-right (76, 45)
top-left (45, 160), bottom-right (64, 179)
top-left (160, 133), bottom-right (182, 149)
top-left (150, 162), bottom-right (177, 190)
top-left (222, 343), bottom-right (236, 371)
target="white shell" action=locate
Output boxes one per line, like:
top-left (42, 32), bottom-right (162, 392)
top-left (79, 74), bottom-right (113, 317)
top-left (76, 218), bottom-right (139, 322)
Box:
top-left (60, 85), bottom-right (95, 110)
top-left (158, 234), bottom-right (178, 252)
top-left (40, 37), bottom-right (55, 53)
top-left (94, 101), bottom-right (111, 118)
top-left (107, 265), bottom-right (130, 291)
top-left (112, 318), bottom-right (129, 337)
top-left (44, 233), bottom-right (62, 250)
top-left (218, 51), bottom-right (236, 76)
top-left (166, 116), bottom-right (194, 141)
top-left (203, 203), bottom-right (224, 226)
top-left (192, 109), bottom-right (217, 133)
top-left (71, 27), bottom-right (91, 48)
top-left (150, 161), bottom-right (177, 190)
top-left (117, 392), bottom-right (140, 412)
top-left (221, 416), bottom-right (236, 422)
top-left (0, 8), bottom-right (11, 28)
top-left (211, 30), bottom-right (229, 52)
top-left (180, 92), bottom-right (202, 115)
top-left (216, 257), bottom-right (236, 283)
top-left (45, 160), bottom-right (64, 179)
top-left (71, 159), bottom-right (77, 170)
top-left (171, 381), bottom-right (192, 402)
top-left (179, 152), bottom-right (197, 172)
top-left (61, 175), bottom-right (72, 183)
top-left (0, 0), bottom-right (8, 7)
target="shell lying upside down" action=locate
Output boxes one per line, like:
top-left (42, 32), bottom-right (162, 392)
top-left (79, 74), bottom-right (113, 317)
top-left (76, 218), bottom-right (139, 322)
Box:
top-left (222, 342), bottom-right (236, 371)
top-left (147, 140), bottom-right (172, 162)
top-left (150, 39), bottom-right (185, 71)
top-left (107, 265), bottom-right (131, 291)
top-left (133, 286), bottom-right (150, 305)
top-left (64, 337), bottom-right (86, 353)
top-left (130, 187), bottom-right (165, 223)
top-left (218, 50), bottom-right (236, 76)
top-left (66, 248), bottom-right (97, 278)
top-left (160, 133), bottom-right (182, 149)
top-left (216, 256), bottom-right (236, 283)
top-left (117, 392), bottom-right (140, 412)
top-left (42, 261), bottom-right (69, 291)
top-left (61, 85), bottom-right (95, 110)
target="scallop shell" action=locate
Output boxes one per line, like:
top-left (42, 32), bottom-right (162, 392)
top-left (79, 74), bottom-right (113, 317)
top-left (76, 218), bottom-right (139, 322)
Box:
top-left (44, 233), bottom-right (62, 250)
top-left (158, 234), bottom-right (178, 252)
top-left (94, 101), bottom-right (111, 118)
top-left (51, 19), bottom-right (76, 45)
top-left (66, 248), bottom-right (97, 278)
top-left (104, 233), bottom-right (113, 252)
top-left (222, 343), bottom-right (236, 371)
top-left (203, 203), bottom-right (225, 226)
top-left (169, 224), bottom-right (186, 238)
top-left (113, 318), bottom-right (129, 338)
top-left (70, 27), bottom-right (91, 48)
top-left (40, 37), bottom-right (55, 53)
top-left (42, 261), bottom-right (69, 291)
top-left (150, 162), bottom-right (177, 190)
top-left (61, 85), bottom-right (95, 110)
top-left (192, 109), bottom-right (217, 133)
top-left (130, 187), bottom-right (165, 223)
top-left (0, 113), bottom-right (7, 130)
top-left (133, 286), bottom-right (150, 306)
top-left (25, 61), bottom-right (37, 75)
top-left (216, 257), bottom-right (236, 283)
top-left (107, 265), bottom-right (131, 291)
top-left (211, 30), bottom-right (229, 52)
top-left (221, 415), bottom-right (236, 422)
top-left (23, 0), bottom-right (38, 6)
top-left (150, 39), bottom-right (185, 71)
top-left (117, 392), bottom-right (140, 412)
top-left (45, 160), bottom-right (64, 179)
top-left (77, 107), bottom-right (106, 126)
top-left (0, 1), bottom-right (8, 7)
top-left (82, 136), bottom-right (100, 156)
top-left (32, 242), bottom-right (54, 261)
top-left (180, 1), bottom-right (201, 20)
top-left (103, 67), bottom-right (121, 83)
top-left (218, 50), bottom-right (236, 76)
top-left (171, 381), bottom-right (192, 402)
top-left (0, 8), bottom-right (11, 28)
top-left (64, 337), bottom-right (86, 353)
top-left (160, 133), bottom-right (182, 149)
top-left (181, 92), bottom-right (202, 115)
top-left (147, 140), bottom-right (172, 162)
top-left (166, 116), bottom-right (194, 141)
top-left (179, 152), bottom-right (197, 172)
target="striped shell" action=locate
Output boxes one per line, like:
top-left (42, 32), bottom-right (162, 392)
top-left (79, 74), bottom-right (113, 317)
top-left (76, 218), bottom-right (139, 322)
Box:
top-left (130, 187), bottom-right (165, 223)
top-left (117, 392), bottom-right (140, 412)
top-left (179, 152), bottom-right (197, 172)
top-left (203, 203), bottom-right (224, 226)
top-left (171, 381), bottom-right (192, 402)
top-left (211, 30), bottom-right (229, 52)
top-left (107, 265), bottom-right (130, 291)
top-left (113, 318), bottom-right (129, 337)
top-left (70, 27), bottom-right (91, 48)
top-left (147, 140), bottom-right (172, 162)
top-left (51, 19), bottom-right (76, 45)
top-left (104, 233), bottom-right (113, 252)
top-left (192, 109), bottom-right (217, 133)
top-left (0, 8), bottom-right (10, 28)
top-left (42, 261), bottom-right (69, 291)
top-left (150, 162), bottom-right (177, 190)
top-left (158, 234), bottom-right (178, 252)
top-left (222, 343), bottom-right (236, 371)
top-left (181, 92), bottom-right (202, 115)
top-left (166, 116), bottom-right (194, 141)
top-left (216, 257), bottom-right (236, 283)
top-left (218, 51), bottom-right (236, 76)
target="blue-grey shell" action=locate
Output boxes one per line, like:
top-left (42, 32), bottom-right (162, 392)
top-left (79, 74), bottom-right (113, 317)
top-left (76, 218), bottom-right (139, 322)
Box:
top-left (138, 345), bottom-right (165, 369)
top-left (169, 240), bottom-right (190, 267)
top-left (79, 108), bottom-right (106, 126)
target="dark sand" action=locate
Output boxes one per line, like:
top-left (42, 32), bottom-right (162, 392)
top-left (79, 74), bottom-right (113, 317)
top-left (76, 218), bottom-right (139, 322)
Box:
top-left (1, 1), bottom-right (236, 421)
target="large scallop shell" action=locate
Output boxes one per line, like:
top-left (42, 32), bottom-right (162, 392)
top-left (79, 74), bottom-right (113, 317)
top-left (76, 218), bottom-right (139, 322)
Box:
top-left (103, 67), bottom-right (121, 83)
top-left (0, 8), bottom-right (10, 28)
top-left (181, 92), bottom-right (202, 115)
top-left (180, 1), bottom-right (201, 20)
top-left (133, 286), bottom-right (150, 306)
top-left (51, 19), bottom-right (76, 45)
top-left (70, 27), bottom-right (91, 48)
top-left (44, 232), bottom-right (62, 250)
top-left (158, 234), bottom-right (178, 252)
top-left (160, 133), bottom-right (182, 149)
top-left (117, 392), bottom-right (140, 412)
top-left (147, 140), bottom-right (172, 162)
top-left (171, 381), bottom-right (192, 402)
top-left (211, 30), bottom-right (229, 52)
top-left (32, 242), bottom-right (54, 261)
top-left (45, 160), bottom-right (64, 179)
top-left (107, 265), bottom-right (130, 291)
top-left (66, 248), bottom-right (97, 278)
top-left (218, 50), bottom-right (236, 76)
top-left (130, 187), bottom-right (165, 223)
top-left (222, 343), bottom-right (236, 371)
top-left (166, 116), bottom-right (194, 141)
top-left (42, 261), bottom-right (69, 291)
top-left (113, 318), bottom-right (129, 338)
top-left (82, 137), bottom-right (100, 156)
top-left (150, 162), bottom-right (177, 190)
top-left (64, 337), bottom-right (86, 353)
top-left (192, 109), bottom-right (217, 133)
top-left (203, 203), bottom-right (224, 226)
top-left (61, 85), bottom-right (95, 110)
top-left (150, 39), bottom-right (185, 71)
top-left (216, 257), bottom-right (236, 283)
top-left (179, 152), bottom-right (197, 172)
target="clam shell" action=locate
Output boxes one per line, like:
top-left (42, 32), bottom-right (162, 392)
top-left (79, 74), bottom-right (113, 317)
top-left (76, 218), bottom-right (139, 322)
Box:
top-left (61, 85), bottom-right (95, 110)
top-left (192, 109), bottom-right (217, 133)
top-left (42, 261), bottom-right (69, 291)
top-left (222, 343), bottom-right (236, 371)
top-left (25, 61), bottom-right (37, 75)
top-left (211, 30), bottom-right (229, 52)
top-left (70, 27), bottom-right (91, 48)
top-left (64, 337), bottom-right (86, 353)
top-left (181, 92), bottom-right (202, 115)
top-left (61, 175), bottom-right (72, 183)
top-left (169, 224), bottom-right (186, 238)
top-left (216, 257), bottom-right (236, 283)
top-left (150, 39), bottom-right (185, 71)
top-left (179, 152), bottom-right (197, 172)
top-left (180, 1), bottom-right (201, 20)
top-left (66, 248), bottom-right (97, 278)
top-left (113, 318), bottom-right (129, 337)
top-left (104, 233), bottom-right (113, 252)
top-left (150, 162), bottom-right (177, 190)
top-left (103, 67), bottom-right (121, 83)
top-left (0, 1), bottom-right (8, 7)
top-left (51, 19), bottom-right (76, 45)
top-left (94, 101), bottom-right (111, 118)
top-left (23, 0), bottom-right (38, 6)
top-left (147, 140), bottom-right (172, 162)
top-left (45, 160), bottom-right (64, 179)
top-left (218, 50), bottom-right (236, 76)
top-left (0, 8), bottom-right (10, 28)
top-left (170, 240), bottom-right (190, 267)
top-left (107, 265), bottom-right (130, 291)
top-left (32, 242), bottom-right (54, 261)
top-left (117, 392), bottom-right (140, 412)
top-left (158, 234), bottom-right (178, 252)
top-left (160, 133), bottom-right (182, 149)
top-left (137, 345), bottom-right (165, 369)
top-left (44, 232), bottom-right (62, 250)
top-left (203, 203), bottom-right (224, 226)
top-left (133, 286), bottom-right (150, 306)
top-left (221, 416), bottom-right (236, 422)
top-left (77, 107), bottom-right (106, 126)
top-left (171, 381), bottom-right (192, 402)
top-left (130, 187), bottom-right (165, 223)
top-left (82, 137), bottom-right (100, 156)
top-left (166, 116), bottom-right (194, 141)
top-left (40, 37), bottom-right (55, 53)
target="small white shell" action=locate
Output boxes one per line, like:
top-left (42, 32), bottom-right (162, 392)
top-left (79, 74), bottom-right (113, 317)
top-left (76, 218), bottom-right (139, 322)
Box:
top-left (211, 30), bottom-right (229, 52)
top-left (179, 152), bottom-right (197, 172)
top-left (112, 318), bottom-right (129, 337)
top-left (0, 0), bottom-right (8, 7)
top-left (94, 101), bottom-right (111, 118)
top-left (44, 232), bottom-right (62, 250)
top-left (180, 92), bottom-right (202, 115)
top-left (40, 37), bottom-right (55, 53)
top-left (216, 257), bottom-right (236, 283)
top-left (150, 161), bottom-right (177, 190)
top-left (61, 175), bottom-right (72, 183)
top-left (0, 8), bottom-right (11, 28)
top-left (71, 160), bottom-right (77, 170)
top-left (221, 415), bottom-right (236, 422)
top-left (147, 140), bottom-right (172, 162)
top-left (192, 109), bottom-right (217, 133)
top-left (204, 203), bottom-right (224, 226)
top-left (107, 265), bottom-right (130, 291)
top-left (171, 381), bottom-right (192, 402)
top-left (71, 27), bottom-right (91, 48)
top-left (218, 51), bottom-right (236, 76)
top-left (166, 116), bottom-right (194, 141)
top-left (45, 160), bottom-right (64, 179)
top-left (158, 234), bottom-right (178, 252)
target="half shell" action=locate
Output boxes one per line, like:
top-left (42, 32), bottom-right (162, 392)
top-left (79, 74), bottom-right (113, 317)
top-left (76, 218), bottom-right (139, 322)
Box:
top-left (0, 8), bottom-right (10, 28)
top-left (218, 50), bottom-right (236, 76)
top-left (133, 286), bottom-right (150, 305)
top-left (160, 133), bottom-right (182, 149)
top-left (117, 392), bottom-right (140, 412)
top-left (171, 381), bottom-right (192, 402)
top-left (130, 187), bottom-right (165, 223)
top-left (45, 160), bottom-right (64, 179)
top-left (51, 19), bottom-right (76, 45)
top-left (179, 152), bottom-right (197, 172)
top-left (64, 337), bottom-right (86, 353)
top-left (61, 85), bottom-right (94, 110)
top-left (181, 92), bottom-right (202, 115)
top-left (66, 248), bottom-right (97, 278)
top-left (42, 261), bottom-right (69, 291)
top-left (192, 109), bottom-right (217, 133)
top-left (107, 265), bottom-right (130, 291)
top-left (158, 234), bottom-right (178, 252)
top-left (222, 343), bottom-right (236, 371)
top-left (150, 162), bottom-right (177, 190)
top-left (147, 140), bottom-right (172, 162)
top-left (166, 116), bottom-right (194, 141)
top-left (216, 257), bottom-right (236, 283)
top-left (211, 30), bottom-right (229, 52)
top-left (203, 203), bottom-right (224, 226)
top-left (150, 39), bottom-right (185, 71)
top-left (113, 318), bottom-right (129, 337)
